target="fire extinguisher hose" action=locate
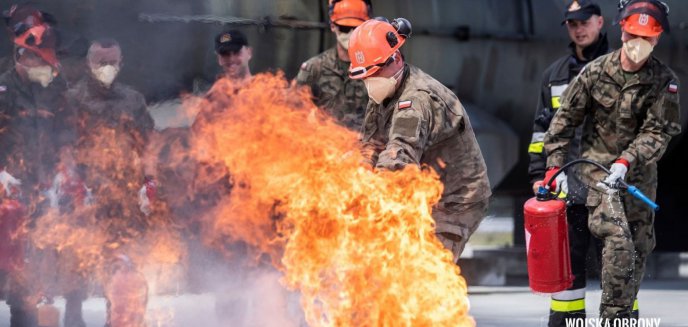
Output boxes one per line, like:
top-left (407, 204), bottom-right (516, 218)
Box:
top-left (542, 159), bottom-right (659, 211)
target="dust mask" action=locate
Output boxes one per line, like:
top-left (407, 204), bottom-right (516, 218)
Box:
top-left (336, 31), bottom-right (352, 50)
top-left (623, 38), bottom-right (654, 64)
top-left (25, 65), bottom-right (54, 88)
top-left (364, 66), bottom-right (404, 104)
top-left (93, 65), bottom-right (119, 88)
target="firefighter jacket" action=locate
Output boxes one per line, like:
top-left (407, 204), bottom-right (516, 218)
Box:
top-left (0, 69), bottom-right (70, 189)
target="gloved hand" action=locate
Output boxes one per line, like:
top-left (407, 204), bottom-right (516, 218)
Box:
top-left (138, 176), bottom-right (157, 215)
top-left (597, 159), bottom-right (629, 193)
top-left (0, 168), bottom-right (21, 197)
top-left (543, 167), bottom-right (568, 194)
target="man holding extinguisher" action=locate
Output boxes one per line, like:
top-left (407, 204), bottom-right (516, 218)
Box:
top-left (543, 0), bottom-right (680, 323)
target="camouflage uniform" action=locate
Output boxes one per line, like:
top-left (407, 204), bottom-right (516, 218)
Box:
top-left (66, 76), bottom-right (155, 232)
top-left (544, 49), bottom-right (681, 320)
top-left (296, 47), bottom-right (368, 131)
top-left (62, 75), bottom-right (155, 327)
top-left (361, 64), bottom-right (491, 262)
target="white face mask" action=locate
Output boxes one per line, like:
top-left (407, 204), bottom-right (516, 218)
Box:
top-left (623, 37), bottom-right (654, 64)
top-left (364, 67), bottom-right (404, 104)
top-left (336, 31), bottom-right (352, 50)
top-left (26, 65), bottom-right (54, 88)
top-left (92, 65), bottom-right (120, 88)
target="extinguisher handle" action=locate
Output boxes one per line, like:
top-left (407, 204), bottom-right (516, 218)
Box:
top-left (625, 185), bottom-right (659, 212)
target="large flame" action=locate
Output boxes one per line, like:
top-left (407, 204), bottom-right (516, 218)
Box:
top-left (190, 73), bottom-right (474, 326)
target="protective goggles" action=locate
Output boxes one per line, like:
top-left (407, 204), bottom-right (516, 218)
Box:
top-left (335, 24), bottom-right (355, 33)
top-left (348, 53), bottom-right (396, 79)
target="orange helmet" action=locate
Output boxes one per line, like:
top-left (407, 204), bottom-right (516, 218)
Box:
top-left (13, 24), bottom-right (59, 68)
top-left (617, 0), bottom-right (669, 36)
top-left (329, 0), bottom-right (370, 27)
top-left (621, 13), bottom-right (663, 37)
top-left (348, 18), bottom-right (411, 79)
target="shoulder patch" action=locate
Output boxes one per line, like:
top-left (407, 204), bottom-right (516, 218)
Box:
top-left (0, 85), bottom-right (6, 92)
top-left (398, 100), bottom-right (412, 109)
top-left (668, 82), bottom-right (678, 94)
top-left (300, 62), bottom-right (309, 71)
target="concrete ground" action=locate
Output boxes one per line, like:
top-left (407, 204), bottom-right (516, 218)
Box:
top-left (1, 280), bottom-right (686, 327)
top-left (470, 280), bottom-right (688, 327)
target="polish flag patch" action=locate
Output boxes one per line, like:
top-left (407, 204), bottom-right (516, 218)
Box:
top-left (668, 83), bottom-right (678, 94)
top-left (0, 85), bottom-right (6, 92)
top-left (398, 100), bottom-right (412, 109)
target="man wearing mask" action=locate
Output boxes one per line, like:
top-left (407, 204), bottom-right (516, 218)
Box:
top-left (0, 21), bottom-right (69, 327)
top-left (296, 0), bottom-right (370, 131)
top-left (527, 1), bottom-right (607, 325)
top-left (1, 4), bottom-right (88, 85)
top-left (62, 38), bottom-right (155, 327)
top-left (348, 18), bottom-right (491, 263)
top-left (543, 0), bottom-right (680, 323)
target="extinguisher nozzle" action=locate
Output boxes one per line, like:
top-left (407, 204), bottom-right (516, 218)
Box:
top-left (626, 185), bottom-right (660, 212)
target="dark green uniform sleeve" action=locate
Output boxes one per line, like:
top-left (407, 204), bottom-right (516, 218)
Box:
top-left (544, 73), bottom-right (590, 168)
top-left (375, 97), bottom-right (431, 171)
top-left (619, 79), bottom-right (681, 166)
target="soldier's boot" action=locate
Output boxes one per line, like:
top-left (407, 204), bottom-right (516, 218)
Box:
top-left (599, 303), bottom-right (632, 323)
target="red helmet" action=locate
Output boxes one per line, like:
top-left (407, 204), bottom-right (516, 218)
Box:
top-left (13, 24), bottom-right (59, 68)
top-left (347, 18), bottom-right (411, 79)
top-left (329, 0), bottom-right (370, 27)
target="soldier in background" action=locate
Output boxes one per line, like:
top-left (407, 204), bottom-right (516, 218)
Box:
top-left (62, 38), bottom-right (156, 327)
top-left (543, 0), bottom-right (680, 322)
top-left (295, 0), bottom-right (370, 131)
top-left (527, 1), bottom-right (608, 325)
top-left (348, 18), bottom-right (491, 262)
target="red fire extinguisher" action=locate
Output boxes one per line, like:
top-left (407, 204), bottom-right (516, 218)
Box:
top-left (523, 187), bottom-right (573, 293)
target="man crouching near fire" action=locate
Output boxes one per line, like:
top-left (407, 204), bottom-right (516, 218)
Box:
top-left (347, 18), bottom-right (491, 263)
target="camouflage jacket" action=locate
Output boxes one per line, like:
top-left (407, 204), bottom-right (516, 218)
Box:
top-left (65, 77), bottom-right (154, 191)
top-left (545, 49), bottom-right (681, 196)
top-left (361, 64), bottom-right (491, 204)
top-left (0, 69), bottom-right (70, 187)
top-left (295, 47), bottom-right (368, 131)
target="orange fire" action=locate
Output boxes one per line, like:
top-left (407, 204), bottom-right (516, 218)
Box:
top-left (189, 73), bottom-right (474, 326)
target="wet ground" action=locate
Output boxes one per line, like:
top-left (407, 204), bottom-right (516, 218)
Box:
top-left (1, 279), bottom-right (686, 326)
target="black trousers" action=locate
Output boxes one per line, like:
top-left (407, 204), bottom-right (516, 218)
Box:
top-left (548, 204), bottom-right (602, 327)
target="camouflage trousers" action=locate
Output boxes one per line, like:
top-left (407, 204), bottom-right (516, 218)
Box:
top-left (433, 198), bottom-right (490, 263)
top-left (586, 189), bottom-right (655, 320)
